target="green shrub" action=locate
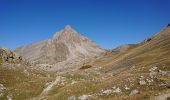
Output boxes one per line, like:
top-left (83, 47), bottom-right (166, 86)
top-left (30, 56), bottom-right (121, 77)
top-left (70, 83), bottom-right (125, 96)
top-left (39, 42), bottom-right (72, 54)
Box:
top-left (79, 65), bottom-right (92, 70)
top-left (0, 56), bottom-right (2, 64)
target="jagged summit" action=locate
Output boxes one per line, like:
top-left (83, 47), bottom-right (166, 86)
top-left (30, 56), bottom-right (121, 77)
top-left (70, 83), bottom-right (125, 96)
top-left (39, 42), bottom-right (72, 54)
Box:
top-left (64, 25), bottom-right (73, 30)
top-left (61, 25), bottom-right (77, 34)
top-left (53, 25), bottom-right (79, 40)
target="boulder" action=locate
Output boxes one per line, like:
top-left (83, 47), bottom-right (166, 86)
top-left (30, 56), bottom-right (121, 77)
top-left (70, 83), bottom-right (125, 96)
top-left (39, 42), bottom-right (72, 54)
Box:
top-left (129, 89), bottom-right (139, 96)
top-left (102, 89), bottom-right (112, 95)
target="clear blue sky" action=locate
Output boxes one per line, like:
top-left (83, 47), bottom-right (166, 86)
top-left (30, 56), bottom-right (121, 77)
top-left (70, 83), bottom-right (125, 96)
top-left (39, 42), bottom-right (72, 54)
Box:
top-left (0, 0), bottom-right (170, 49)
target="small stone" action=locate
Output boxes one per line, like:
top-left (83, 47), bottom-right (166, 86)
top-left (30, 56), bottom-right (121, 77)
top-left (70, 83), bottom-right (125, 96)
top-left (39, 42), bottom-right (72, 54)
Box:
top-left (149, 71), bottom-right (158, 78)
top-left (113, 87), bottom-right (121, 93)
top-left (71, 80), bottom-right (77, 85)
top-left (0, 93), bottom-right (4, 97)
top-left (125, 85), bottom-right (130, 90)
top-left (159, 70), bottom-right (167, 76)
top-left (149, 66), bottom-right (158, 72)
top-left (102, 89), bottom-right (112, 95)
top-left (0, 84), bottom-right (6, 92)
top-left (78, 95), bottom-right (91, 100)
top-left (139, 80), bottom-right (146, 85)
top-left (111, 86), bottom-right (116, 89)
top-left (68, 96), bottom-right (76, 100)
top-left (7, 95), bottom-right (12, 100)
top-left (138, 76), bottom-right (146, 85)
top-left (129, 89), bottom-right (139, 96)
top-left (146, 78), bottom-right (153, 83)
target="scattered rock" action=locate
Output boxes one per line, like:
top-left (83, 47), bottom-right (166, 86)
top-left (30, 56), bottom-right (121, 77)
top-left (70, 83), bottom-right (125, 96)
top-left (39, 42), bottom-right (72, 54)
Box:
top-left (149, 66), bottom-right (158, 72)
top-left (139, 80), bottom-right (146, 85)
top-left (102, 89), bottom-right (112, 95)
top-left (149, 66), bottom-right (158, 78)
top-left (0, 84), bottom-right (6, 90)
top-left (111, 86), bottom-right (116, 89)
top-left (0, 93), bottom-right (4, 97)
top-left (0, 48), bottom-right (22, 63)
top-left (7, 95), bottom-right (12, 100)
top-left (71, 80), bottom-right (77, 85)
top-left (23, 69), bottom-right (30, 76)
top-left (68, 96), bottom-right (76, 100)
top-left (113, 87), bottom-right (121, 93)
top-left (139, 76), bottom-right (146, 85)
top-left (129, 89), bottom-right (139, 96)
top-left (0, 84), bottom-right (6, 96)
top-left (158, 70), bottom-right (167, 76)
top-left (78, 95), bottom-right (91, 100)
top-left (146, 78), bottom-right (153, 85)
top-left (124, 85), bottom-right (130, 90)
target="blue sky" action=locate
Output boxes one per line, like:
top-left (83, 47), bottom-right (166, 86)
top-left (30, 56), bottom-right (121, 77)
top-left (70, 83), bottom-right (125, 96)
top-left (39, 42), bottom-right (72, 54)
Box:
top-left (0, 0), bottom-right (170, 49)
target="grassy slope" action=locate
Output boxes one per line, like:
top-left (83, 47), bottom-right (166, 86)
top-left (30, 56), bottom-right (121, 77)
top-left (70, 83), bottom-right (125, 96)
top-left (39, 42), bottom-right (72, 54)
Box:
top-left (0, 64), bottom-right (55, 100)
top-left (42, 27), bottom-right (170, 99)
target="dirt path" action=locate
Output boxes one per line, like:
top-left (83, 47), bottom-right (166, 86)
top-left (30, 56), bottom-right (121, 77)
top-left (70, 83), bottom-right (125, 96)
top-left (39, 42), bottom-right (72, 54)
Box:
top-left (31, 76), bottom-right (62, 100)
top-left (40, 76), bottom-right (61, 96)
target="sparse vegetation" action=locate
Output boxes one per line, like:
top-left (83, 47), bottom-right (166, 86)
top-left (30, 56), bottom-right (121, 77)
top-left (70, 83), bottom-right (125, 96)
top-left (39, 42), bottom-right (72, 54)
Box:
top-left (167, 24), bottom-right (170, 27)
top-left (79, 65), bottom-right (92, 70)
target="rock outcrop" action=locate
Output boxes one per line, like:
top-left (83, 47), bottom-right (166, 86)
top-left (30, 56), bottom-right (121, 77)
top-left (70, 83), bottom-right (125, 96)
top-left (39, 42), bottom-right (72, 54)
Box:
top-left (0, 47), bottom-right (22, 63)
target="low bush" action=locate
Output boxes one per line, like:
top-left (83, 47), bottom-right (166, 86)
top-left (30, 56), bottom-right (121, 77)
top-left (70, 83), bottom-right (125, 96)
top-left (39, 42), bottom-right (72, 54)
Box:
top-left (80, 65), bottom-right (92, 70)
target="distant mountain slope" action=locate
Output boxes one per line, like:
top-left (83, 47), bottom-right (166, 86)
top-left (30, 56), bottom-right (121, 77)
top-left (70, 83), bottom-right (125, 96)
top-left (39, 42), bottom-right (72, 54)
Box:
top-left (90, 26), bottom-right (170, 71)
top-left (76, 25), bottom-right (170, 99)
top-left (15, 25), bottom-right (105, 65)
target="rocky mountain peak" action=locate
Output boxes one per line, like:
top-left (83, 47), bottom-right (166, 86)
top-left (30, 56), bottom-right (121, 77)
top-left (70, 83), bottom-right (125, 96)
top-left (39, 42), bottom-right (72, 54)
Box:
top-left (64, 25), bottom-right (73, 30)
top-left (15, 25), bottom-right (105, 65)
top-left (53, 25), bottom-right (80, 41)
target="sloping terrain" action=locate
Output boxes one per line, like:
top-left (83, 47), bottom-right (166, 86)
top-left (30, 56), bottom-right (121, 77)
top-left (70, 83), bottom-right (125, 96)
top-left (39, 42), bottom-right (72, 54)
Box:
top-left (0, 25), bottom-right (170, 100)
top-left (35, 26), bottom-right (170, 100)
top-left (0, 48), bottom-right (55, 100)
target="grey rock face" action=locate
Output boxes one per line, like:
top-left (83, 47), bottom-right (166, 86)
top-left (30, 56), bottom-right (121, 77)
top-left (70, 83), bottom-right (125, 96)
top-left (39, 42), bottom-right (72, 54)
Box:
top-left (0, 48), bottom-right (22, 63)
top-left (15, 25), bottom-right (105, 68)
